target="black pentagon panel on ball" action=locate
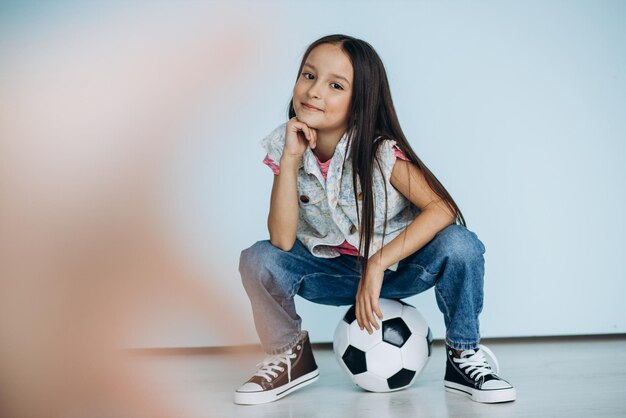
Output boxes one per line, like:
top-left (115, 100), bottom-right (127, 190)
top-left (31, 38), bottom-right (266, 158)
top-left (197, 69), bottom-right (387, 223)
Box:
top-left (426, 327), bottom-right (433, 356)
top-left (382, 317), bottom-right (412, 347)
top-left (343, 304), bottom-right (357, 324)
top-left (387, 368), bottom-right (416, 390)
top-left (342, 345), bottom-right (367, 374)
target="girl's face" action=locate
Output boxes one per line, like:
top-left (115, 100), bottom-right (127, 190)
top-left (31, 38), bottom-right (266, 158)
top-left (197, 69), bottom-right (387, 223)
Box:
top-left (292, 43), bottom-right (353, 135)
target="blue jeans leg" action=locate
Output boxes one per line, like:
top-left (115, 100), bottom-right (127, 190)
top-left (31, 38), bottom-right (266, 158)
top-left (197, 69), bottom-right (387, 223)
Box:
top-left (239, 224), bottom-right (486, 354)
top-left (239, 239), bottom-right (362, 355)
top-left (379, 224), bottom-right (486, 351)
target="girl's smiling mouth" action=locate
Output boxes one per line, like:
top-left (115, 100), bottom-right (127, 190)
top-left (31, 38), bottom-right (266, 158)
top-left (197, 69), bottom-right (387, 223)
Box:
top-left (302, 103), bottom-right (323, 112)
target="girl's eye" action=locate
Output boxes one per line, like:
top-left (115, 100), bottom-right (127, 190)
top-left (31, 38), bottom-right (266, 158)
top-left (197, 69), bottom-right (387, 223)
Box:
top-left (301, 73), bottom-right (344, 90)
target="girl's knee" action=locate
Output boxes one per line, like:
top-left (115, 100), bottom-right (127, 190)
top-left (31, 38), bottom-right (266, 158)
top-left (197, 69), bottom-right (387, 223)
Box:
top-left (435, 224), bottom-right (485, 261)
top-left (239, 240), bottom-right (297, 298)
top-left (239, 240), bottom-right (276, 276)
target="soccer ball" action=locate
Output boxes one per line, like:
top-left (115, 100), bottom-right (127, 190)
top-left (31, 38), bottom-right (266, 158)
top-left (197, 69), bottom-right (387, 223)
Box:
top-left (333, 298), bottom-right (433, 392)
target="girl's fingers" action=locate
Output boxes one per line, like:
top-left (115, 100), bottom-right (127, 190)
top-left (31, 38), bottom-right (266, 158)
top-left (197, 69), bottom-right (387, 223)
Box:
top-left (304, 126), bottom-right (315, 149)
top-left (291, 119), bottom-right (317, 149)
top-left (358, 300), bottom-right (367, 332)
top-left (296, 121), bottom-right (313, 145)
top-left (356, 284), bottom-right (379, 334)
top-left (355, 282), bottom-right (363, 330)
top-left (373, 300), bottom-right (383, 321)
top-left (361, 298), bottom-right (372, 334)
top-left (292, 120), bottom-right (307, 138)
top-left (364, 298), bottom-right (379, 332)
top-left (301, 125), bottom-right (311, 141)
top-left (356, 286), bottom-right (376, 333)
top-left (356, 300), bottom-right (368, 331)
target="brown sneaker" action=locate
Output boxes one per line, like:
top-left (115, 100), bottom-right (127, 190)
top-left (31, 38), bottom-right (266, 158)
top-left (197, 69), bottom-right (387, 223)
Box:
top-left (233, 330), bottom-right (319, 405)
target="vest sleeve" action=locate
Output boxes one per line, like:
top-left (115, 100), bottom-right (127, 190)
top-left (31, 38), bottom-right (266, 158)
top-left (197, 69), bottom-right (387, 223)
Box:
top-left (262, 153), bottom-right (280, 175)
top-left (377, 139), bottom-right (404, 182)
top-left (376, 138), bottom-right (415, 211)
top-left (392, 144), bottom-right (410, 161)
top-left (259, 122), bottom-right (288, 174)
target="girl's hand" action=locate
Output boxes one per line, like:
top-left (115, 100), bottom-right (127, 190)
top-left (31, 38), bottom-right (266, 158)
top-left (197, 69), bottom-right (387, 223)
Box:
top-left (283, 117), bottom-right (317, 158)
top-left (355, 260), bottom-right (385, 334)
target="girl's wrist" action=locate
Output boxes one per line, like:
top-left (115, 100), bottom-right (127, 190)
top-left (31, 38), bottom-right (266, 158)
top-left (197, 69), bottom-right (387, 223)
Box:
top-left (281, 153), bottom-right (303, 162)
top-left (280, 154), bottom-right (303, 169)
top-left (368, 252), bottom-right (387, 272)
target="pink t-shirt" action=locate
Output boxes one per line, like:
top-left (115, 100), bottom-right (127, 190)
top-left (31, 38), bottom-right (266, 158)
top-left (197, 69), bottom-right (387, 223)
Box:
top-left (264, 145), bottom-right (410, 257)
top-left (314, 154), bottom-right (360, 256)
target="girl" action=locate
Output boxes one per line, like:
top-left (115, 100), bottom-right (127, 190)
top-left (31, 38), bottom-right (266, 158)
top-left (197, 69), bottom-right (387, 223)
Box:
top-left (234, 34), bottom-right (516, 405)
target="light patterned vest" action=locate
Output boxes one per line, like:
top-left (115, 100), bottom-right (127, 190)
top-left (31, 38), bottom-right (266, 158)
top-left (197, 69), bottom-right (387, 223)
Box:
top-left (261, 122), bottom-right (421, 271)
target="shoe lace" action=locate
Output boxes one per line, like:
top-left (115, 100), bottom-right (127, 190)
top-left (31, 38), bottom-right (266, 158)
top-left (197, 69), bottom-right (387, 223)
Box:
top-left (453, 344), bottom-right (500, 381)
top-left (253, 349), bottom-right (297, 383)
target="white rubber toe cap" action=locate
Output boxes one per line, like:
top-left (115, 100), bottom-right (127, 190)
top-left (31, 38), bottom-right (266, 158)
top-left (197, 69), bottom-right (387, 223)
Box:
top-left (482, 379), bottom-right (512, 390)
top-left (237, 382), bottom-right (263, 392)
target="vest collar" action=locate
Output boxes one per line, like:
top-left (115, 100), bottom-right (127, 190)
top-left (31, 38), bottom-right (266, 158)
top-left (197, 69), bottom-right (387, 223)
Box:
top-left (301, 129), bottom-right (351, 183)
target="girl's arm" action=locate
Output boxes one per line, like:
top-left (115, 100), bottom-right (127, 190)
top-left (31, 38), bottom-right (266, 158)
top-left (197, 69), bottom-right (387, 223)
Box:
top-left (370, 159), bottom-right (456, 270)
top-left (267, 154), bottom-right (302, 251)
top-left (267, 118), bottom-right (317, 251)
top-left (355, 158), bottom-right (456, 333)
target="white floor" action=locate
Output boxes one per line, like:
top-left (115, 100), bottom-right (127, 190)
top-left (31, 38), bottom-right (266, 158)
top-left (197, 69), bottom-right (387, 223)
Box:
top-left (131, 336), bottom-right (626, 418)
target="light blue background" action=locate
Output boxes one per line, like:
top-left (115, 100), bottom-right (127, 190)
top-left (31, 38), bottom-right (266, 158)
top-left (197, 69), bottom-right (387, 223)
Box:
top-left (166, 0), bottom-right (626, 347)
top-left (4, 1), bottom-right (624, 347)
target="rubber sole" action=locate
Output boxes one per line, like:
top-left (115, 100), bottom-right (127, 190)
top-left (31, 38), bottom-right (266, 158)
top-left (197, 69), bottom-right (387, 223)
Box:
top-left (444, 381), bottom-right (517, 403)
top-left (234, 369), bottom-right (320, 405)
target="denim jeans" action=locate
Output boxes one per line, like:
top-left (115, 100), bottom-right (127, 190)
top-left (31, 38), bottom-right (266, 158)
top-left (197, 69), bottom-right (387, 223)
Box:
top-left (239, 224), bottom-right (486, 355)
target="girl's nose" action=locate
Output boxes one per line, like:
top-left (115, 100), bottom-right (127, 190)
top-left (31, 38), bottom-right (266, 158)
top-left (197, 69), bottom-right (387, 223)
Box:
top-left (308, 82), bottom-right (322, 99)
top-left (308, 89), bottom-right (320, 99)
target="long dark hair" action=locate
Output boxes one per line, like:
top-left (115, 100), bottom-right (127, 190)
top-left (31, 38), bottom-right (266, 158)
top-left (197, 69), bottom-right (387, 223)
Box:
top-left (288, 34), bottom-right (466, 275)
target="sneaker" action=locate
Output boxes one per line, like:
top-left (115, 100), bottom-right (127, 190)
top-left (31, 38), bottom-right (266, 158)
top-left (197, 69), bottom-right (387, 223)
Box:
top-left (444, 344), bottom-right (516, 403)
top-left (234, 330), bottom-right (319, 405)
